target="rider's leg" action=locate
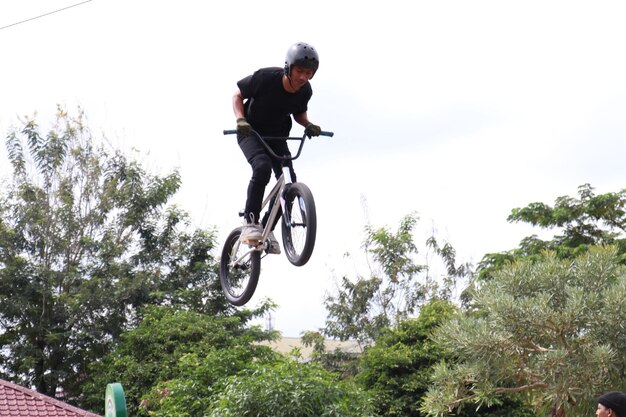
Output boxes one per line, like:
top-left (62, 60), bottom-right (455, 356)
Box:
top-left (260, 157), bottom-right (295, 255)
top-left (238, 136), bottom-right (272, 241)
top-left (268, 140), bottom-right (297, 182)
top-left (261, 141), bottom-right (297, 231)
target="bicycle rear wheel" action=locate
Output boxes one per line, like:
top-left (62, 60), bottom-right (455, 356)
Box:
top-left (281, 183), bottom-right (317, 266)
top-left (219, 227), bottom-right (261, 306)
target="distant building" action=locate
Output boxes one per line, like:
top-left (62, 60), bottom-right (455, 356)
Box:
top-left (258, 336), bottom-right (362, 361)
top-left (0, 379), bottom-right (101, 417)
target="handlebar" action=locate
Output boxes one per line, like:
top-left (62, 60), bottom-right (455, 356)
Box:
top-left (223, 129), bottom-right (333, 161)
top-left (223, 129), bottom-right (334, 137)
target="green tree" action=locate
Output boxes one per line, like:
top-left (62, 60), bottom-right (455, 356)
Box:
top-left (478, 184), bottom-right (626, 281)
top-left (82, 305), bottom-right (276, 416)
top-left (422, 246), bottom-right (626, 417)
top-left (0, 107), bottom-right (227, 400)
top-left (323, 213), bottom-right (469, 347)
top-left (356, 299), bottom-right (458, 416)
top-left (357, 299), bottom-right (534, 417)
top-left (207, 358), bottom-right (375, 417)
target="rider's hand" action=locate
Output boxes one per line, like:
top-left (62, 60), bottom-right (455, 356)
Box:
top-left (305, 122), bottom-right (321, 138)
top-left (236, 117), bottom-right (252, 138)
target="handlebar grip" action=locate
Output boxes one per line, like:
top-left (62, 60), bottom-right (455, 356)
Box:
top-left (223, 129), bottom-right (236, 135)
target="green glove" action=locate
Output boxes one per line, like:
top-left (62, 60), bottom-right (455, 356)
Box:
top-left (236, 117), bottom-right (252, 138)
top-left (305, 122), bottom-right (321, 138)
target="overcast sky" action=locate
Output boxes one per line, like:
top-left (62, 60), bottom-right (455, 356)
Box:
top-left (1, 0), bottom-right (625, 336)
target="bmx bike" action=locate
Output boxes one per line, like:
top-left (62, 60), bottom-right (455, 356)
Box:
top-left (219, 128), bottom-right (333, 306)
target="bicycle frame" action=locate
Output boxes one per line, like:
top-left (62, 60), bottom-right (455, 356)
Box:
top-left (226, 169), bottom-right (288, 264)
top-left (219, 127), bottom-right (333, 305)
top-left (222, 129), bottom-right (333, 264)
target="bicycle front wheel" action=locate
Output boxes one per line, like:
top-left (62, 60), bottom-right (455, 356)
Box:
top-left (219, 227), bottom-right (261, 306)
top-left (281, 182), bottom-right (317, 266)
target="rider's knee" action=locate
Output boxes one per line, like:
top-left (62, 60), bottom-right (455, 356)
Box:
top-left (251, 159), bottom-right (272, 184)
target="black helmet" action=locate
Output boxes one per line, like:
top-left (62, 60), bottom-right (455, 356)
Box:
top-left (284, 42), bottom-right (319, 78)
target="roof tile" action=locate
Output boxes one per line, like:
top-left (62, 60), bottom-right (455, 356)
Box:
top-left (0, 379), bottom-right (102, 417)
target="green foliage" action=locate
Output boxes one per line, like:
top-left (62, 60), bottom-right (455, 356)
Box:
top-left (83, 305), bottom-right (278, 416)
top-left (301, 330), bottom-right (326, 359)
top-left (324, 213), bottom-right (463, 347)
top-left (300, 330), bottom-right (360, 378)
top-left (207, 358), bottom-right (375, 417)
top-left (0, 107), bottom-right (229, 401)
top-left (366, 213), bottom-right (423, 285)
top-left (352, 299), bottom-right (534, 417)
top-left (422, 246), bottom-right (626, 417)
top-left (324, 273), bottom-right (391, 347)
top-left (478, 184), bottom-right (626, 281)
top-left (144, 346), bottom-right (275, 417)
top-left (356, 299), bottom-right (458, 417)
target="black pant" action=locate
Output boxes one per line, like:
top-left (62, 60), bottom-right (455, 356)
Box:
top-left (238, 135), bottom-right (296, 227)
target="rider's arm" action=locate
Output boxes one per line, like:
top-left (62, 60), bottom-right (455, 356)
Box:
top-left (232, 89), bottom-right (246, 120)
top-left (293, 112), bottom-right (312, 127)
top-left (295, 111), bottom-right (322, 137)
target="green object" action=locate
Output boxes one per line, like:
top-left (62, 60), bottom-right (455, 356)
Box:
top-left (105, 383), bottom-right (128, 417)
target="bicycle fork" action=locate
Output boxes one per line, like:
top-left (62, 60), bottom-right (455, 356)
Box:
top-left (278, 165), bottom-right (293, 227)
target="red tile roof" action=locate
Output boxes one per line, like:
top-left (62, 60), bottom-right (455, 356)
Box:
top-left (0, 379), bottom-right (101, 417)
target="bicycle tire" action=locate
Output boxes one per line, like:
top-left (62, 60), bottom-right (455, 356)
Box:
top-left (219, 227), bottom-right (261, 306)
top-left (281, 182), bottom-right (317, 266)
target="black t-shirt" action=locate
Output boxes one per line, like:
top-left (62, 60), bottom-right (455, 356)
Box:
top-left (237, 67), bottom-right (312, 136)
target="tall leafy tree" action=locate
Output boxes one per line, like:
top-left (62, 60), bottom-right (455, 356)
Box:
top-left (422, 246), bottom-right (626, 417)
top-left (323, 213), bottom-right (469, 347)
top-left (357, 299), bottom-right (535, 417)
top-left (356, 299), bottom-right (458, 417)
top-left (478, 184), bottom-right (626, 281)
top-left (82, 305), bottom-right (277, 416)
top-left (108, 308), bottom-right (370, 417)
top-left (0, 107), bottom-right (227, 400)
top-left (208, 358), bottom-right (375, 417)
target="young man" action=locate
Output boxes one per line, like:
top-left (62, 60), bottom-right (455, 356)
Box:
top-left (597, 391), bottom-right (626, 417)
top-left (232, 42), bottom-right (322, 253)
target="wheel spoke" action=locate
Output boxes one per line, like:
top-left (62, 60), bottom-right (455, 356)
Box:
top-left (219, 228), bottom-right (261, 306)
top-left (281, 183), bottom-right (317, 266)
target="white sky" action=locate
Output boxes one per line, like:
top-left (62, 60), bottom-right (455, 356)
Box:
top-left (1, 0), bottom-right (625, 336)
